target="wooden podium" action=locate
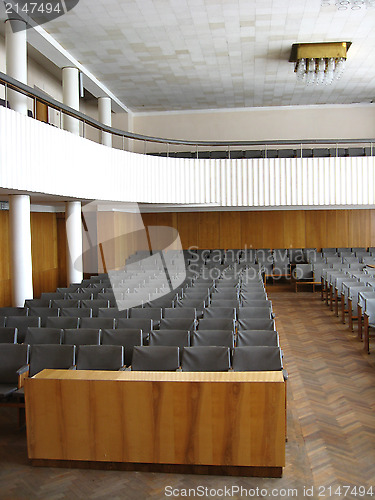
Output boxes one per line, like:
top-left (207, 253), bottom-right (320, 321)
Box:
top-left (25, 369), bottom-right (285, 477)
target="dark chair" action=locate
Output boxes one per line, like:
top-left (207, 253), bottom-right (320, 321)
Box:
top-left (237, 318), bottom-right (275, 331)
top-left (236, 330), bottom-right (279, 347)
top-left (158, 318), bottom-right (196, 331)
top-left (181, 346), bottom-right (230, 372)
top-left (5, 316), bottom-right (41, 343)
top-left (163, 307), bottom-right (196, 320)
top-left (131, 346), bottom-right (179, 371)
top-left (102, 329), bottom-right (142, 367)
top-left (40, 292), bottom-right (64, 301)
top-left (191, 330), bottom-right (234, 348)
top-left (98, 308), bottom-right (128, 319)
top-left (52, 299), bottom-right (80, 309)
top-left (76, 345), bottom-right (124, 371)
top-left (232, 346), bottom-right (284, 373)
top-left (0, 344), bottom-right (29, 398)
top-left (237, 307), bottom-right (272, 320)
top-left (79, 318), bottom-right (116, 330)
top-left (0, 317), bottom-right (5, 328)
top-left (60, 308), bottom-right (92, 318)
top-left (197, 318), bottom-right (235, 332)
top-left (68, 292), bottom-right (93, 301)
top-left (63, 329), bottom-right (101, 346)
top-left (24, 299), bottom-right (51, 308)
top-left (25, 328), bottom-right (63, 345)
top-left (0, 307), bottom-right (28, 317)
top-left (116, 318), bottom-right (153, 337)
top-left (46, 317), bottom-right (79, 330)
top-left (149, 330), bottom-right (190, 352)
top-left (129, 308), bottom-right (162, 322)
top-left (28, 344), bottom-right (76, 377)
top-left (27, 306), bottom-right (59, 327)
top-left (0, 327), bottom-right (18, 343)
top-left (208, 299), bottom-right (239, 308)
top-left (80, 299), bottom-right (110, 317)
top-left (203, 307), bottom-right (236, 320)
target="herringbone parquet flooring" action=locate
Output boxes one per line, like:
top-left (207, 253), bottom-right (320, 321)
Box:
top-left (0, 286), bottom-right (375, 500)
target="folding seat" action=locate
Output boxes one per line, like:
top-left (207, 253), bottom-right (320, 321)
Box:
top-left (0, 344), bottom-right (29, 399)
top-left (40, 292), bottom-right (65, 302)
top-left (343, 256), bottom-right (360, 264)
top-left (80, 299), bottom-right (110, 317)
top-left (149, 330), bottom-right (190, 362)
top-left (0, 307), bottom-right (28, 317)
top-left (129, 308), bottom-right (162, 324)
top-left (237, 307), bottom-right (272, 320)
top-left (348, 263), bottom-right (365, 270)
top-left (321, 248), bottom-right (337, 254)
top-left (0, 327), bottom-right (17, 344)
top-left (57, 286), bottom-right (80, 295)
top-left (24, 299), bottom-right (51, 308)
top-left (27, 306), bottom-right (59, 327)
top-left (68, 292), bottom-right (93, 301)
top-left (273, 249), bottom-right (289, 261)
top-left (232, 346), bottom-right (285, 375)
top-left (97, 293), bottom-right (117, 306)
top-left (239, 300), bottom-right (273, 310)
top-left (289, 249), bottom-right (305, 264)
top-left (181, 346), bottom-right (230, 372)
top-left (5, 316), bottom-right (41, 343)
top-left (116, 318), bottom-right (153, 339)
top-left (352, 247), bottom-right (367, 253)
top-left (344, 283), bottom-right (368, 330)
top-left (163, 307), bottom-right (196, 320)
top-left (98, 308), bottom-right (128, 319)
top-left (208, 299), bottom-right (239, 309)
top-left (46, 317), bottom-right (79, 330)
top-left (102, 329), bottom-right (142, 367)
top-left (27, 344), bottom-right (75, 377)
top-left (79, 288), bottom-right (101, 299)
top-left (79, 317), bottom-right (116, 330)
top-left (52, 299), bottom-right (80, 309)
top-left (236, 330), bottom-right (279, 347)
top-left (131, 346), bottom-right (180, 371)
top-left (191, 330), bottom-right (234, 348)
top-left (304, 249), bottom-right (318, 263)
top-left (158, 317), bottom-right (196, 331)
top-left (203, 307), bottom-right (236, 320)
top-left (237, 318), bottom-right (275, 331)
top-left (292, 263), bottom-right (313, 281)
top-left (25, 328), bottom-right (62, 345)
top-left (60, 308), bottom-right (92, 318)
top-left (76, 345), bottom-right (125, 371)
top-left (197, 318), bottom-right (235, 333)
top-left (241, 291), bottom-right (267, 301)
top-left (63, 329), bottom-right (101, 346)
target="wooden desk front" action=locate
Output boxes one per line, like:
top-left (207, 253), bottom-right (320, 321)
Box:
top-left (25, 370), bottom-right (285, 475)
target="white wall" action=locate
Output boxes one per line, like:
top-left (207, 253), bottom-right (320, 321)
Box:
top-left (133, 104), bottom-right (375, 153)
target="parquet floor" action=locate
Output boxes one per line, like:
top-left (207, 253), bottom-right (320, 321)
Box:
top-left (1, 286), bottom-right (375, 499)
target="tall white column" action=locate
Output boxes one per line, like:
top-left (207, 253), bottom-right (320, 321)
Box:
top-left (5, 19), bottom-right (28, 115)
top-left (65, 201), bottom-right (83, 285)
top-left (9, 195), bottom-right (33, 306)
top-left (62, 67), bottom-right (80, 135)
top-left (98, 96), bottom-right (112, 147)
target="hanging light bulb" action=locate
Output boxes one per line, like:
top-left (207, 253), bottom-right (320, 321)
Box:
top-left (306, 58), bottom-right (316, 85)
top-left (334, 57), bottom-right (346, 79)
top-left (325, 57), bottom-right (335, 84)
top-left (296, 58), bottom-right (306, 81)
top-left (315, 58), bottom-right (326, 85)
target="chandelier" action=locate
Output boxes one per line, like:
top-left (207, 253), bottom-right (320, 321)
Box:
top-left (321, 0), bottom-right (375, 9)
top-left (289, 42), bottom-right (351, 85)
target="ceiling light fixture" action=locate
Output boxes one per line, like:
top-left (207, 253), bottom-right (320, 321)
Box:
top-left (321, 0), bottom-right (375, 10)
top-left (289, 42), bottom-right (351, 85)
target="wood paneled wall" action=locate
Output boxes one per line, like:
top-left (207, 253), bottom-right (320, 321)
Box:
top-left (142, 209), bottom-right (375, 250)
top-left (0, 212), bottom-right (67, 307)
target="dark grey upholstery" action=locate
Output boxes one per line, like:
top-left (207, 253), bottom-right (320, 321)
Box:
top-left (46, 317), bottom-right (79, 329)
top-left (24, 299), bottom-right (50, 308)
top-left (131, 346), bottom-right (179, 371)
top-left (208, 299), bottom-right (239, 308)
top-left (191, 330), bottom-right (234, 348)
top-left (63, 329), bottom-right (101, 346)
top-left (40, 292), bottom-right (64, 301)
top-left (163, 307), bottom-right (196, 320)
top-left (102, 329), bottom-right (142, 366)
top-left (6, 316), bottom-right (41, 343)
top-left (60, 308), bottom-right (92, 318)
top-left (130, 308), bottom-right (162, 321)
top-left (203, 307), bottom-right (236, 319)
top-left (28, 306), bottom-right (59, 326)
top-left (79, 317), bottom-right (116, 330)
top-left (236, 330), bottom-right (279, 347)
top-left (237, 307), bottom-right (272, 320)
top-left (197, 318), bottom-right (235, 332)
top-left (97, 293), bottom-right (117, 306)
top-left (149, 330), bottom-right (190, 351)
top-left (0, 307), bottom-right (28, 317)
top-left (68, 292), bottom-right (93, 301)
top-left (292, 264), bottom-right (313, 281)
top-left (52, 299), bottom-right (80, 309)
top-left (116, 318), bottom-right (153, 335)
top-left (25, 328), bottom-right (63, 345)
top-left (158, 318), bottom-right (196, 331)
top-left (29, 344), bottom-right (75, 377)
top-left (80, 299), bottom-right (110, 317)
top-left (181, 346), bottom-right (230, 372)
top-left (176, 300), bottom-right (206, 317)
top-left (0, 344), bottom-right (29, 397)
top-left (76, 345), bottom-right (124, 371)
top-left (232, 346), bottom-right (283, 372)
top-left (98, 308), bottom-right (128, 318)
top-left (237, 318), bottom-right (275, 331)
top-left (0, 327), bottom-right (17, 344)
top-left (0, 317), bottom-right (5, 328)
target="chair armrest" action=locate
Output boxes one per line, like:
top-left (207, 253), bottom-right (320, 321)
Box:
top-left (282, 369), bottom-right (288, 381)
top-left (17, 364), bottom-right (29, 389)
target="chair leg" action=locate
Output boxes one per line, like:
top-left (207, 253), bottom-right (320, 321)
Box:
top-left (357, 305), bottom-right (363, 341)
top-left (325, 281), bottom-right (330, 306)
top-left (321, 278), bottom-right (325, 301)
top-left (334, 289), bottom-right (339, 317)
top-left (341, 293), bottom-right (346, 324)
top-left (348, 299), bottom-right (353, 332)
top-left (329, 285), bottom-right (334, 311)
top-left (364, 314), bottom-right (370, 354)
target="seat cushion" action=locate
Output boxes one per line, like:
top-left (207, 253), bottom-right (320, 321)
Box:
top-left (0, 384), bottom-right (18, 398)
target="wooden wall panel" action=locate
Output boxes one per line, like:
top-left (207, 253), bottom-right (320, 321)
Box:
top-left (283, 211), bottom-right (306, 249)
top-left (198, 212), bottom-right (220, 249)
top-left (348, 210), bottom-right (371, 248)
top-left (305, 211), bottom-right (327, 249)
top-left (220, 212), bottom-right (241, 249)
top-left (240, 211), bottom-right (264, 249)
top-left (176, 212), bottom-right (198, 250)
top-left (262, 212), bottom-right (285, 249)
top-left (56, 214), bottom-right (67, 287)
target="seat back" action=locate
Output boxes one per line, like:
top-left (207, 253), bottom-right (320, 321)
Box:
top-left (197, 318), bottom-right (235, 332)
top-left (27, 306), bottom-right (59, 326)
top-left (76, 345), bottom-right (124, 371)
top-left (232, 346), bottom-right (282, 372)
top-left (131, 346), bottom-right (179, 371)
top-left (116, 318), bottom-right (153, 334)
top-left (159, 317), bottom-right (196, 331)
top-left (25, 327), bottom-right (63, 345)
top-left (236, 330), bottom-right (279, 347)
top-left (237, 307), bottom-right (272, 320)
top-left (0, 307), bottom-right (28, 317)
top-left (60, 308), bottom-right (92, 318)
top-left (238, 318), bottom-right (275, 331)
top-left (129, 308), bottom-right (162, 321)
top-left (181, 346), bottom-right (230, 372)
top-left (191, 330), bottom-right (234, 348)
top-left (79, 318), bottom-right (116, 330)
top-left (0, 327), bottom-right (17, 344)
top-left (163, 307), bottom-right (196, 320)
top-left (5, 316), bottom-right (41, 343)
top-left (98, 308), bottom-right (128, 319)
top-left (0, 344), bottom-right (29, 383)
top-left (63, 329), bottom-right (101, 346)
top-left (52, 299), bottom-right (80, 309)
top-left (29, 344), bottom-right (76, 377)
top-left (203, 307), bottom-right (236, 320)
top-left (149, 330), bottom-right (190, 349)
top-left (80, 299), bottom-right (110, 317)
top-left (46, 316), bottom-right (79, 330)
top-left (102, 329), bottom-right (142, 366)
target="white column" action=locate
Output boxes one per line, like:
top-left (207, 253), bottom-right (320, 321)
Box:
top-left (9, 195), bottom-right (33, 306)
top-left (98, 96), bottom-right (112, 147)
top-left (66, 201), bottom-right (83, 285)
top-left (5, 19), bottom-right (28, 115)
top-left (62, 67), bottom-right (80, 135)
